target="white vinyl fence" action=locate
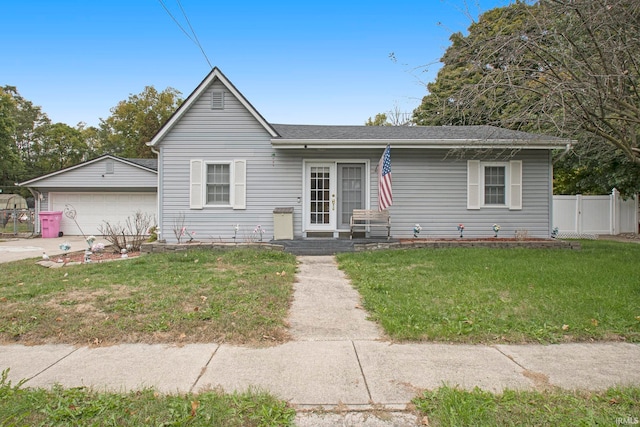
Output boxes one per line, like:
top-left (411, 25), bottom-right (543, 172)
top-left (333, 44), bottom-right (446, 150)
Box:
top-left (553, 189), bottom-right (638, 237)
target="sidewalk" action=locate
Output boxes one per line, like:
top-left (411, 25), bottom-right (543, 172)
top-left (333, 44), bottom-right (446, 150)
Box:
top-left (1, 256), bottom-right (639, 425)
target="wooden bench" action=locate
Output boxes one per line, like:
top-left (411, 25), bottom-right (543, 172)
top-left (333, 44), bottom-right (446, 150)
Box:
top-left (350, 209), bottom-right (391, 240)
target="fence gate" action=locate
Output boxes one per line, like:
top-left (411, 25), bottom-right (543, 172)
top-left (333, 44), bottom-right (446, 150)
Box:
top-left (553, 189), bottom-right (638, 237)
top-left (1, 208), bottom-right (36, 235)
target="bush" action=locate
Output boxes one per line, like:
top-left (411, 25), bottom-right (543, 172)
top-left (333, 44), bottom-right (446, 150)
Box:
top-left (98, 211), bottom-right (154, 252)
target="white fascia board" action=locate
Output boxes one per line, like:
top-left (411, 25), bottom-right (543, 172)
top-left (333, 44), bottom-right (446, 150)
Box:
top-left (271, 138), bottom-right (573, 150)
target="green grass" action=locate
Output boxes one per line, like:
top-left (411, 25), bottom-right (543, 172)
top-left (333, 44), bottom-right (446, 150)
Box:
top-left (337, 241), bottom-right (640, 343)
top-left (0, 369), bottom-right (295, 426)
top-left (413, 385), bottom-right (640, 427)
top-left (0, 222), bottom-right (33, 234)
top-left (0, 249), bottom-right (297, 346)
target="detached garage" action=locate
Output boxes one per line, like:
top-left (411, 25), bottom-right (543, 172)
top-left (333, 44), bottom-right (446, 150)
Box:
top-left (19, 155), bottom-right (157, 236)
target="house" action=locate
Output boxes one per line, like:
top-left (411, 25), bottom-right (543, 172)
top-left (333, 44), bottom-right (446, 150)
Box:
top-left (19, 155), bottom-right (157, 236)
top-left (20, 68), bottom-right (571, 241)
top-left (147, 67), bottom-right (572, 243)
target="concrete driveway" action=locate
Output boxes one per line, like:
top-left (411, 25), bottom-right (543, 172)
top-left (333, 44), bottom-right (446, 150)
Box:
top-left (0, 236), bottom-right (110, 264)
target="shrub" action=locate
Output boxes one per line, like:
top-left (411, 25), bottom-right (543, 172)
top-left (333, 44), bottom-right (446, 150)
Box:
top-left (98, 211), bottom-right (154, 252)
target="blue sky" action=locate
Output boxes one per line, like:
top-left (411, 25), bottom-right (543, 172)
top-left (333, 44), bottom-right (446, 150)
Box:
top-left (3, 0), bottom-right (510, 127)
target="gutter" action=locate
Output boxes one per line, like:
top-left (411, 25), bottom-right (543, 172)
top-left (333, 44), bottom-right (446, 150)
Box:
top-left (149, 145), bottom-right (163, 242)
top-left (271, 138), bottom-right (572, 150)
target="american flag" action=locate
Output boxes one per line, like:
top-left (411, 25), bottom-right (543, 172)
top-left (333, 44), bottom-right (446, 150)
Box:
top-left (378, 145), bottom-right (393, 211)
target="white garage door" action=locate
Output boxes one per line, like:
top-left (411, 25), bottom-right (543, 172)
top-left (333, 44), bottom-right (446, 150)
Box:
top-left (49, 192), bottom-right (157, 236)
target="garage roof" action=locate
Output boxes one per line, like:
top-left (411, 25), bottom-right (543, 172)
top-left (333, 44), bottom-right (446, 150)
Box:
top-left (19, 155), bottom-right (157, 187)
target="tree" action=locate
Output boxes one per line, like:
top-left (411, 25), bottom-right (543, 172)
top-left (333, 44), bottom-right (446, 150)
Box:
top-left (76, 122), bottom-right (101, 159)
top-left (0, 87), bottom-right (23, 191)
top-left (30, 123), bottom-right (88, 175)
top-left (98, 86), bottom-right (182, 158)
top-left (413, 1), bottom-right (544, 129)
top-left (365, 113), bottom-right (390, 126)
top-left (413, 0), bottom-right (640, 195)
top-left (527, 0), bottom-right (640, 164)
top-left (2, 85), bottom-right (51, 171)
top-left (1, 86), bottom-right (97, 183)
top-left (554, 136), bottom-right (640, 197)
top-left (366, 106), bottom-right (413, 126)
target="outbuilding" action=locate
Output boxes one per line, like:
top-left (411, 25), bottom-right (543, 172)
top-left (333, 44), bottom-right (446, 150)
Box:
top-left (19, 155), bottom-right (157, 236)
top-left (0, 194), bottom-right (28, 210)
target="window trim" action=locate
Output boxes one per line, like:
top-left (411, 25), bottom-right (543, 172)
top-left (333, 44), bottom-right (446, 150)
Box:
top-left (205, 161), bottom-right (232, 207)
top-left (481, 162), bottom-right (508, 208)
top-left (467, 160), bottom-right (522, 210)
top-left (189, 159), bottom-right (246, 210)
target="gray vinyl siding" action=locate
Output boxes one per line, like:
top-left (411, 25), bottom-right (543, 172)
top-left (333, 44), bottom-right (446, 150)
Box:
top-left (157, 81), bottom-right (554, 242)
top-left (280, 148), bottom-right (552, 239)
top-left (26, 158), bottom-right (157, 189)
top-left (41, 192), bottom-right (50, 211)
top-left (387, 149), bottom-right (552, 239)
top-left (158, 81), bottom-right (295, 243)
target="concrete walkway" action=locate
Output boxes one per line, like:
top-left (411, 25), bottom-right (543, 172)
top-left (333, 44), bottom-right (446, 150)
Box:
top-left (288, 256), bottom-right (382, 341)
top-left (1, 255), bottom-right (639, 426)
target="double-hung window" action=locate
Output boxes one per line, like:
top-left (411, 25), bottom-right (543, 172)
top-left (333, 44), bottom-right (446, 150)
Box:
top-left (467, 160), bottom-right (522, 210)
top-left (189, 159), bottom-right (246, 210)
top-left (206, 163), bottom-right (230, 205)
top-left (483, 165), bottom-right (506, 205)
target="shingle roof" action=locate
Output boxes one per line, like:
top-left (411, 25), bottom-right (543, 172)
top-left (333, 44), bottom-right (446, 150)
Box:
top-left (271, 124), bottom-right (565, 141)
top-left (125, 158), bottom-right (158, 171)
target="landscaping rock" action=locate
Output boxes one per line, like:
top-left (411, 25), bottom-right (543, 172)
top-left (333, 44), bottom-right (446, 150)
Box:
top-left (36, 260), bottom-right (56, 268)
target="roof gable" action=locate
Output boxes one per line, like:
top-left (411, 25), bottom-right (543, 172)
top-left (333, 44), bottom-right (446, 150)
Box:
top-left (148, 67), bottom-right (279, 147)
top-left (19, 154), bottom-right (157, 187)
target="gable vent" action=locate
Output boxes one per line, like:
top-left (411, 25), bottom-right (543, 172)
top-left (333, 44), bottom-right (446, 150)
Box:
top-left (211, 90), bottom-right (224, 109)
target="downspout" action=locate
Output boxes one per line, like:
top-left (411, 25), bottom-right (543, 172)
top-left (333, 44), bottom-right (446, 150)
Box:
top-left (552, 142), bottom-right (573, 165)
top-left (149, 145), bottom-right (163, 242)
top-left (550, 143), bottom-right (573, 237)
top-left (26, 187), bottom-right (41, 235)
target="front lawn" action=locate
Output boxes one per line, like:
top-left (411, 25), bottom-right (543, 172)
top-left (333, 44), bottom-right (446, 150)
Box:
top-left (337, 240), bottom-right (640, 343)
top-left (0, 249), bottom-right (297, 346)
top-left (414, 385), bottom-right (640, 426)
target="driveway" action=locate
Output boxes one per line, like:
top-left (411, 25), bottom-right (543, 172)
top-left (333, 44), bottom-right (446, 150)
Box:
top-left (0, 236), bottom-right (110, 264)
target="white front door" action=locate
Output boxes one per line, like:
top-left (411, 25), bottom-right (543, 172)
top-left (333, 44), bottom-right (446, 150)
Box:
top-left (304, 161), bottom-right (368, 235)
top-left (305, 163), bottom-right (337, 232)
